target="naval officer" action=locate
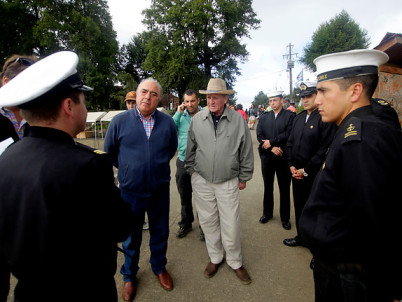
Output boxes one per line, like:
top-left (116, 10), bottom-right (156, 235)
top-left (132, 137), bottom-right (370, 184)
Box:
top-left (284, 81), bottom-right (336, 247)
top-left (257, 91), bottom-right (295, 229)
top-left (300, 49), bottom-right (402, 302)
top-left (0, 51), bottom-right (134, 302)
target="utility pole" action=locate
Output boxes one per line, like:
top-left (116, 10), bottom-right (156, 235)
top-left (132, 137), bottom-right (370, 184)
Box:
top-left (283, 43), bottom-right (298, 100)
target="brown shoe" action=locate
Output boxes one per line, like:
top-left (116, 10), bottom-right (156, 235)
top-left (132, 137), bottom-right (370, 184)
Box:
top-left (122, 281), bottom-right (136, 301)
top-left (233, 266), bottom-right (252, 285)
top-left (157, 270), bottom-right (173, 291)
top-left (204, 259), bottom-right (224, 278)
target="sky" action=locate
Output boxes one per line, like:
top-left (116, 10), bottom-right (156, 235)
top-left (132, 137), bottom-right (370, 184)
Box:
top-left (107, 0), bottom-right (402, 108)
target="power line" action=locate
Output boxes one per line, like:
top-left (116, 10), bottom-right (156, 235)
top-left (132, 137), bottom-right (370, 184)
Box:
top-left (282, 43), bottom-right (298, 100)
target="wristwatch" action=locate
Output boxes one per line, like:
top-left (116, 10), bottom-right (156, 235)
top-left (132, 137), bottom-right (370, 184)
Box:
top-left (302, 168), bottom-right (308, 177)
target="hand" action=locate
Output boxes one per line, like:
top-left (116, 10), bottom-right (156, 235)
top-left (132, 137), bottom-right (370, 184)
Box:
top-left (178, 103), bottom-right (185, 113)
top-left (239, 182), bottom-right (247, 190)
top-left (292, 168), bottom-right (304, 179)
top-left (271, 146), bottom-right (283, 157)
top-left (262, 139), bottom-right (271, 149)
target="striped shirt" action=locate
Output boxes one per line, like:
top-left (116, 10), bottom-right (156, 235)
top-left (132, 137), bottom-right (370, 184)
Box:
top-left (136, 105), bottom-right (155, 139)
top-left (0, 107), bottom-right (27, 139)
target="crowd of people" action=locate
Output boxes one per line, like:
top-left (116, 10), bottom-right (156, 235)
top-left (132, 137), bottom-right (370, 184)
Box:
top-left (0, 48), bottom-right (401, 302)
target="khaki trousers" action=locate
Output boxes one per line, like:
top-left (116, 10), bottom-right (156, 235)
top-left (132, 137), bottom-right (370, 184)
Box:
top-left (191, 172), bottom-right (242, 269)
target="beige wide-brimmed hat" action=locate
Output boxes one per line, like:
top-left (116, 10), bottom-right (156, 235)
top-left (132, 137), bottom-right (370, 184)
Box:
top-left (199, 78), bottom-right (235, 95)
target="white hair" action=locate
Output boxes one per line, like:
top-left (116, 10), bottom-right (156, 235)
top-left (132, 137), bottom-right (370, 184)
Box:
top-left (137, 77), bottom-right (162, 100)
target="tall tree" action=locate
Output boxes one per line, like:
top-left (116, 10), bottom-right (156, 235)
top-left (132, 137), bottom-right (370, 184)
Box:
top-left (141, 0), bottom-right (260, 98)
top-left (300, 10), bottom-right (370, 71)
top-left (32, 0), bottom-right (119, 109)
top-left (253, 91), bottom-right (268, 107)
top-left (0, 0), bottom-right (39, 62)
top-left (121, 32), bottom-right (152, 84)
top-left (0, 0), bottom-right (119, 110)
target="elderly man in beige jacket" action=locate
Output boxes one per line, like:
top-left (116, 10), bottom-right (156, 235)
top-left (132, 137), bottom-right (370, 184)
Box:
top-left (185, 78), bottom-right (254, 284)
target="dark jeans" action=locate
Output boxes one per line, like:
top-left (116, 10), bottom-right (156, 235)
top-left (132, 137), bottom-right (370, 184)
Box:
top-left (175, 158), bottom-right (194, 228)
top-left (120, 185), bottom-right (170, 281)
top-left (260, 153), bottom-right (291, 221)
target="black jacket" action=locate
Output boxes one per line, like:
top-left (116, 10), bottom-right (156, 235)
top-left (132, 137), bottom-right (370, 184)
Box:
top-left (257, 109), bottom-right (295, 157)
top-left (0, 127), bottom-right (134, 302)
top-left (300, 106), bottom-right (402, 298)
top-left (286, 109), bottom-right (336, 176)
top-left (0, 114), bottom-right (20, 143)
top-left (370, 98), bottom-right (401, 132)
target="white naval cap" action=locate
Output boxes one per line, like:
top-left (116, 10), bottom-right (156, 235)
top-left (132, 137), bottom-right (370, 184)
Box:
top-left (0, 51), bottom-right (92, 108)
top-left (314, 49), bottom-right (389, 82)
top-left (299, 81), bottom-right (317, 97)
top-left (266, 90), bottom-right (284, 98)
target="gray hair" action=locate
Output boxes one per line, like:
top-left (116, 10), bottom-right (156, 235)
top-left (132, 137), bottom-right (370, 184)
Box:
top-left (137, 77), bottom-right (163, 100)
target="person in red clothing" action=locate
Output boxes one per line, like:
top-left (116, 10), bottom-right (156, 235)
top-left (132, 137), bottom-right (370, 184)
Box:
top-left (236, 104), bottom-right (247, 120)
top-left (287, 100), bottom-right (297, 113)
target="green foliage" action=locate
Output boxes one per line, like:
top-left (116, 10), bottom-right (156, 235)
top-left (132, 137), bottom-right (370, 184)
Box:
top-left (121, 32), bottom-right (152, 84)
top-left (0, 0), bottom-right (120, 110)
top-left (296, 105), bottom-right (304, 114)
top-left (300, 10), bottom-right (370, 72)
top-left (0, 1), bottom-right (39, 62)
top-left (137, 0), bottom-right (260, 99)
top-left (253, 91), bottom-right (268, 107)
top-left (32, 0), bottom-right (119, 110)
top-left (0, 0), bottom-right (260, 110)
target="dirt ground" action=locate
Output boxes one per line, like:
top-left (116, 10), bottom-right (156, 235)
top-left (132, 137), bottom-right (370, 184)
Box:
top-left (7, 123), bottom-right (315, 302)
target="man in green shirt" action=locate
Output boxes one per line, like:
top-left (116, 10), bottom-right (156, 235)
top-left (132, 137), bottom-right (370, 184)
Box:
top-left (172, 89), bottom-right (203, 239)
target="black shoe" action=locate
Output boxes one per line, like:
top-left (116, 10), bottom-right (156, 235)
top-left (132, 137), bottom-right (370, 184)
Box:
top-left (283, 236), bottom-right (303, 247)
top-left (282, 221), bottom-right (291, 230)
top-left (176, 226), bottom-right (192, 238)
top-left (259, 215), bottom-right (272, 224)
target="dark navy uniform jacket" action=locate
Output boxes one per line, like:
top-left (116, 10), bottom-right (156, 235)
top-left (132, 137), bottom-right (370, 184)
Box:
top-left (287, 109), bottom-right (336, 177)
top-left (0, 126), bottom-right (134, 302)
top-left (300, 105), bottom-right (402, 297)
top-left (257, 109), bottom-right (295, 157)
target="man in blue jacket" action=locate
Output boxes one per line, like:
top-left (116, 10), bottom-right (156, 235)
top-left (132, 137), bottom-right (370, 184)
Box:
top-left (104, 78), bottom-right (178, 301)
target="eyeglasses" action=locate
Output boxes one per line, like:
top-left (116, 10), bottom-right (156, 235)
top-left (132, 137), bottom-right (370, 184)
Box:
top-left (2, 57), bottom-right (35, 73)
top-left (15, 57), bottom-right (34, 66)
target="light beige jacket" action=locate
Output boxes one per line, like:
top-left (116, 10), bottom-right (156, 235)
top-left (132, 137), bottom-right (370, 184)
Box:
top-left (184, 107), bottom-right (254, 184)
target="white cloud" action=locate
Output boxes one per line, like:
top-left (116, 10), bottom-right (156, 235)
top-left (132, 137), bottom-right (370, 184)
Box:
top-left (107, 0), bottom-right (402, 109)
top-left (107, 0), bottom-right (149, 45)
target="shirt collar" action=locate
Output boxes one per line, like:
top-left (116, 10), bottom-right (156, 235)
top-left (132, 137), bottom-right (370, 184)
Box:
top-left (184, 105), bottom-right (203, 117)
top-left (135, 105), bottom-right (156, 120)
top-left (210, 104), bottom-right (226, 118)
top-left (1, 107), bottom-right (27, 126)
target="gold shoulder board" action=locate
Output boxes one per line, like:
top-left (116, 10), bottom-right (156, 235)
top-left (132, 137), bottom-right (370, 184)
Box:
top-left (93, 149), bottom-right (107, 155)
